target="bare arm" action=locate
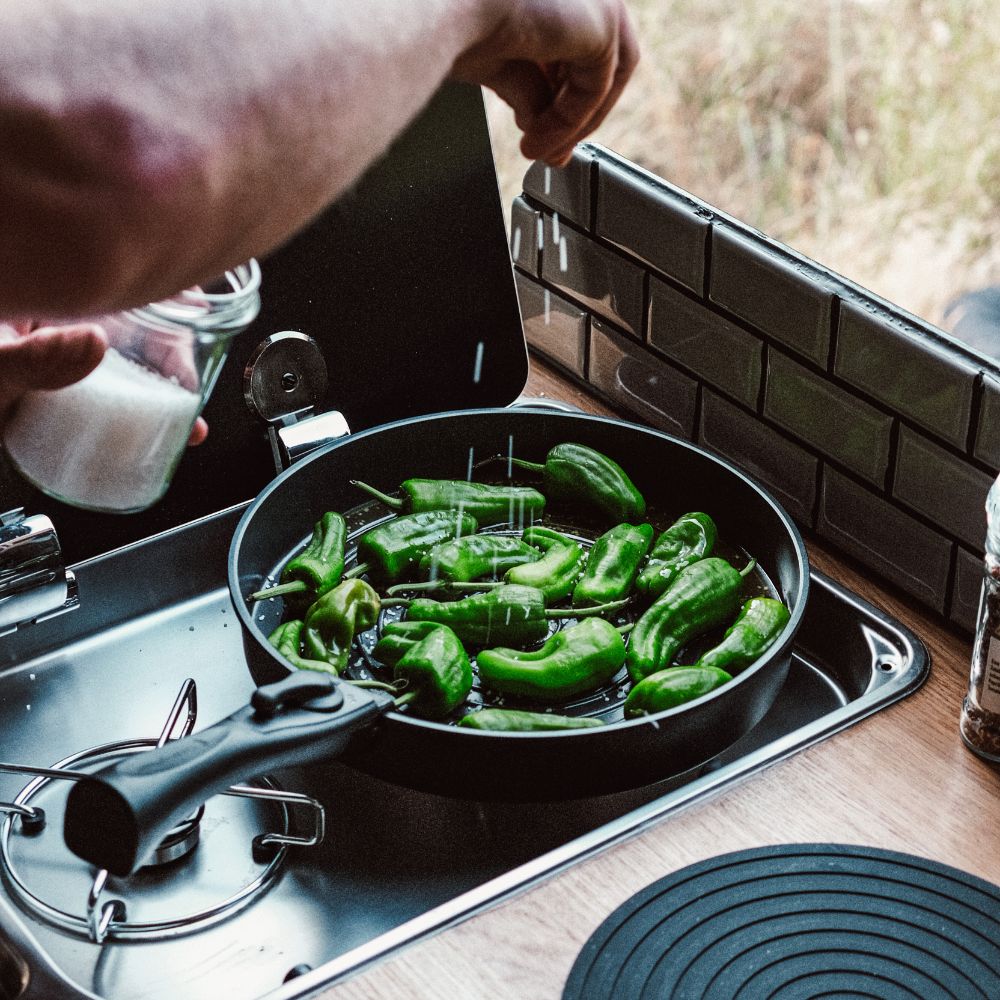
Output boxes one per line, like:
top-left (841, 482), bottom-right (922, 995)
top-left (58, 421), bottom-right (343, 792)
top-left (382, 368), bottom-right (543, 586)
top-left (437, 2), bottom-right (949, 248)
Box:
top-left (0, 0), bottom-right (637, 319)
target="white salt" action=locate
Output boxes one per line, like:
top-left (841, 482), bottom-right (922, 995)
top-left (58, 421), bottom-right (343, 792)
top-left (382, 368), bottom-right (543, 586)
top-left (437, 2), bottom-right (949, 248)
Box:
top-left (4, 347), bottom-right (202, 512)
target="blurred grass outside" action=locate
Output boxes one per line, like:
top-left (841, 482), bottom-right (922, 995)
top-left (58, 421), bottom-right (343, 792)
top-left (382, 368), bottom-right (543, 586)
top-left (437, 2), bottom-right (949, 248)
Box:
top-left (487, 0), bottom-right (1000, 338)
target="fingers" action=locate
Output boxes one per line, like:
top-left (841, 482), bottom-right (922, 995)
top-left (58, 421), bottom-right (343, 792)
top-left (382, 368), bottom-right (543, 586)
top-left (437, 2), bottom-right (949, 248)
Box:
top-left (520, 4), bottom-right (640, 165)
top-left (188, 416), bottom-right (208, 447)
top-left (0, 323), bottom-right (107, 392)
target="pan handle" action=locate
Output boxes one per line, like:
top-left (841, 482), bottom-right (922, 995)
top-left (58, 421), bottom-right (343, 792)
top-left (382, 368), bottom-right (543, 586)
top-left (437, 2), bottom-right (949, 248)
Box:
top-left (62, 675), bottom-right (392, 877)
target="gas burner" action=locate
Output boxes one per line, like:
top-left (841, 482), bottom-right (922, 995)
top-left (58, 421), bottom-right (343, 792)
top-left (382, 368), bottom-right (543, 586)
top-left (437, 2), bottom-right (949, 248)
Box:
top-left (0, 680), bottom-right (324, 944)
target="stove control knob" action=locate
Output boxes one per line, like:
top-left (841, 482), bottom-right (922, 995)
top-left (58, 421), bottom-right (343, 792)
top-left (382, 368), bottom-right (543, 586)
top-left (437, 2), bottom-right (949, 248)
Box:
top-left (251, 673), bottom-right (345, 716)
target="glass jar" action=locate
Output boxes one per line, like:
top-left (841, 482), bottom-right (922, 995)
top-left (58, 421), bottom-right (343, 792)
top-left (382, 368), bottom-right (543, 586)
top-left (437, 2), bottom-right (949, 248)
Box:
top-left (960, 472), bottom-right (1000, 760)
top-left (3, 260), bottom-right (262, 514)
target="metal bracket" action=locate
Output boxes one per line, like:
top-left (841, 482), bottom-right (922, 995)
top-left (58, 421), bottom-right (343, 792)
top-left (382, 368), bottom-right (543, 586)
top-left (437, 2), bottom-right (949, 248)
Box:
top-left (0, 510), bottom-right (79, 636)
top-left (242, 331), bottom-right (350, 474)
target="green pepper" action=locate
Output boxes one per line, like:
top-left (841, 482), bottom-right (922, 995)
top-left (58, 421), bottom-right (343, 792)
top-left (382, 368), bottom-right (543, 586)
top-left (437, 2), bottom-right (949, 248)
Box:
top-left (635, 512), bottom-right (716, 601)
top-left (457, 708), bottom-right (605, 731)
top-left (351, 478), bottom-right (545, 526)
top-left (301, 579), bottom-right (381, 674)
top-left (267, 620), bottom-right (342, 674)
top-left (695, 597), bottom-right (790, 674)
top-left (510, 443), bottom-right (645, 523)
top-left (572, 522), bottom-right (653, 607)
top-left (355, 510), bottom-right (478, 583)
top-left (395, 584), bottom-right (549, 648)
top-left (623, 666), bottom-right (733, 718)
top-left (477, 617), bottom-right (626, 702)
top-left (372, 620), bottom-right (443, 667)
top-left (392, 623), bottom-right (472, 720)
top-left (419, 533), bottom-right (541, 583)
top-left (504, 526), bottom-right (586, 602)
top-left (386, 584), bottom-right (627, 648)
top-left (250, 512), bottom-right (346, 605)
top-left (626, 557), bottom-right (754, 683)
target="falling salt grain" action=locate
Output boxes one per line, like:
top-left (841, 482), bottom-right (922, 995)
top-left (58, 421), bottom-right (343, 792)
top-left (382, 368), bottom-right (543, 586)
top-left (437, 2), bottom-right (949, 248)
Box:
top-left (511, 227), bottom-right (521, 260)
top-left (544, 166), bottom-right (552, 195)
top-left (537, 218), bottom-right (544, 251)
top-left (559, 237), bottom-right (568, 272)
top-left (552, 213), bottom-right (560, 244)
top-left (544, 289), bottom-right (551, 325)
top-left (472, 341), bottom-right (484, 384)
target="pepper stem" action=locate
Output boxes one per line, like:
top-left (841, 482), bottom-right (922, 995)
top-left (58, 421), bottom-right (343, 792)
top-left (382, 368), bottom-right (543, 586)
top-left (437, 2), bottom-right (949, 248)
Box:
top-left (348, 678), bottom-right (406, 693)
top-left (393, 690), bottom-right (419, 710)
top-left (380, 598), bottom-right (411, 609)
top-left (739, 557), bottom-right (758, 579)
top-left (617, 623), bottom-right (635, 635)
top-left (249, 580), bottom-right (307, 601)
top-left (509, 457), bottom-right (546, 475)
top-left (350, 480), bottom-right (404, 511)
top-left (546, 598), bottom-right (629, 619)
top-left (344, 562), bottom-right (369, 579)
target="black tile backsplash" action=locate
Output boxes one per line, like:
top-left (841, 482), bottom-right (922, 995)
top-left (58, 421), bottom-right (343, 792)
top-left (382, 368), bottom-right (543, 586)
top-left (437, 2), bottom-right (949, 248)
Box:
top-left (595, 159), bottom-right (709, 295)
top-left (516, 142), bottom-right (998, 633)
top-left (540, 215), bottom-right (645, 337)
top-left (817, 467), bottom-right (953, 612)
top-left (835, 300), bottom-right (980, 451)
top-left (523, 150), bottom-right (593, 226)
top-left (709, 227), bottom-right (836, 367)
top-left (648, 276), bottom-right (762, 409)
top-left (974, 372), bottom-right (1000, 468)
top-left (698, 389), bottom-right (819, 526)
top-left (516, 273), bottom-right (587, 377)
top-left (589, 319), bottom-right (698, 438)
top-left (951, 547), bottom-right (984, 633)
top-left (892, 425), bottom-right (993, 550)
top-left (764, 348), bottom-right (893, 488)
top-left (510, 197), bottom-right (541, 275)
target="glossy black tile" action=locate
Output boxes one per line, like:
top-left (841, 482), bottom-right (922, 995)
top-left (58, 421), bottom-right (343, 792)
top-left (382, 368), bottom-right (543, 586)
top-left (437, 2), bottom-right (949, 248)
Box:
top-left (817, 466), bottom-right (952, 612)
top-left (515, 273), bottom-right (588, 377)
top-left (974, 372), bottom-right (1000, 470)
top-left (698, 389), bottom-right (818, 527)
top-left (764, 349), bottom-right (893, 487)
top-left (835, 300), bottom-right (980, 452)
top-left (510, 197), bottom-right (541, 276)
top-left (523, 149), bottom-right (594, 228)
top-left (892, 425), bottom-right (993, 549)
top-left (951, 546), bottom-right (984, 634)
top-left (709, 228), bottom-right (836, 367)
top-left (595, 159), bottom-right (709, 295)
top-left (541, 216), bottom-right (645, 338)
top-left (588, 319), bottom-right (698, 438)
top-left (648, 276), bottom-right (763, 410)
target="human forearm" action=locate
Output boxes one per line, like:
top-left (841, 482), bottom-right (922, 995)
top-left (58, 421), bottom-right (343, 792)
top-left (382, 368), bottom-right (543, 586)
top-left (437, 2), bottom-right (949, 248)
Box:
top-left (0, 0), bottom-right (494, 316)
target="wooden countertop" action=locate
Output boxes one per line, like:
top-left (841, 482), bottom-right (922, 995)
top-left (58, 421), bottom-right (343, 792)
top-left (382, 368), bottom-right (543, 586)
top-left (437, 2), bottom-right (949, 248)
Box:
top-left (320, 359), bottom-right (998, 1000)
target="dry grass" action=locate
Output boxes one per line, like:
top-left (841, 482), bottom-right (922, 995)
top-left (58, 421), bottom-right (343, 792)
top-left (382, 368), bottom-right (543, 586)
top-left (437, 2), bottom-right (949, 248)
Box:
top-left (487, 0), bottom-right (1000, 328)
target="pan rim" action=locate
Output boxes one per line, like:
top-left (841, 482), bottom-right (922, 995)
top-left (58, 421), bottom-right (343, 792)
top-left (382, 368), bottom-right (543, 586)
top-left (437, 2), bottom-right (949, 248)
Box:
top-left (228, 406), bottom-right (809, 736)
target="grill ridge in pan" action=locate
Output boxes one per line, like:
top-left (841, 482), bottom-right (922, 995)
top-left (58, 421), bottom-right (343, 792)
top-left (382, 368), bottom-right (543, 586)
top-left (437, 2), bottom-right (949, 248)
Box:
top-left (563, 844), bottom-right (1000, 1000)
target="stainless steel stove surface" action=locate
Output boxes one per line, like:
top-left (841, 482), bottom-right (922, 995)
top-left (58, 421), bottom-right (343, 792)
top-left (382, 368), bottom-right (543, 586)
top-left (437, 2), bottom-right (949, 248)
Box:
top-left (0, 508), bottom-right (928, 1000)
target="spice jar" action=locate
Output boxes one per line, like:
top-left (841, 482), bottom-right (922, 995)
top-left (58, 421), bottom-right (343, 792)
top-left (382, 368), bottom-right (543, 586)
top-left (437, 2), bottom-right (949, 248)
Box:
top-left (960, 472), bottom-right (1000, 760)
top-left (3, 261), bottom-right (261, 514)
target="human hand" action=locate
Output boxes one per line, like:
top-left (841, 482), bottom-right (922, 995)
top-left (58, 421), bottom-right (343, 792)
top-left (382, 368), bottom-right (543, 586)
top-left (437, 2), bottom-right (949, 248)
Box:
top-left (452, 0), bottom-right (639, 167)
top-left (0, 322), bottom-right (208, 445)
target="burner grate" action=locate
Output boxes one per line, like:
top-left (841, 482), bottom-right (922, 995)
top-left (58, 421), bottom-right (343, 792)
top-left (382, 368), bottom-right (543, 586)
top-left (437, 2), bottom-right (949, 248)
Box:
top-left (0, 679), bottom-right (324, 944)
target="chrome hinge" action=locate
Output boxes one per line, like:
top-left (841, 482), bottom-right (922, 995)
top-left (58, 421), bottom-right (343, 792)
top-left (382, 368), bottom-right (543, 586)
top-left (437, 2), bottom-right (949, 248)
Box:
top-left (0, 509), bottom-right (79, 636)
top-left (242, 331), bottom-right (351, 474)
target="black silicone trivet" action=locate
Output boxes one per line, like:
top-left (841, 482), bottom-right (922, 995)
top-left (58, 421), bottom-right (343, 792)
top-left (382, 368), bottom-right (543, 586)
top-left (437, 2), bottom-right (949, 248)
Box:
top-left (563, 844), bottom-right (1000, 1000)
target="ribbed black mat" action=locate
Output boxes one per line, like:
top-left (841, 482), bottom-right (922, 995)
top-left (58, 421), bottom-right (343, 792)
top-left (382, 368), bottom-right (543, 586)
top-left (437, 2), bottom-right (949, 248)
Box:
top-left (563, 844), bottom-right (1000, 1000)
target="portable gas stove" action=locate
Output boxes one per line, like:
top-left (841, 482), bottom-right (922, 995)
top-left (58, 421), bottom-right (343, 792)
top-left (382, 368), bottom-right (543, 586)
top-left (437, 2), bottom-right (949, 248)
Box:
top-left (0, 504), bottom-right (927, 1000)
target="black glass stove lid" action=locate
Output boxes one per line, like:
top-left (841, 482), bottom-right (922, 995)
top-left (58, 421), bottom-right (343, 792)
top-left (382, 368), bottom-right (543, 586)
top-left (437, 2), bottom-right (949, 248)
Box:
top-left (564, 843), bottom-right (1000, 1000)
